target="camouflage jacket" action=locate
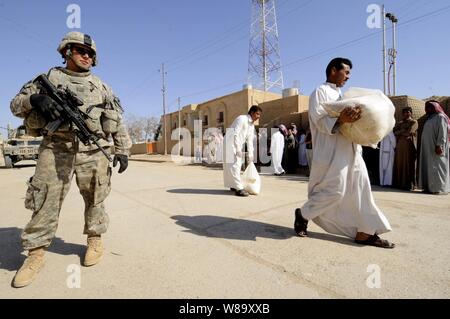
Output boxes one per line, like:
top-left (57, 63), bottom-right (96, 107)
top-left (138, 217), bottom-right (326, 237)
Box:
top-left (10, 67), bottom-right (131, 155)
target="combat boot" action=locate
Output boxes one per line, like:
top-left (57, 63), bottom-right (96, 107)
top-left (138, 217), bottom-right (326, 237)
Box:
top-left (12, 247), bottom-right (45, 288)
top-left (83, 236), bottom-right (104, 267)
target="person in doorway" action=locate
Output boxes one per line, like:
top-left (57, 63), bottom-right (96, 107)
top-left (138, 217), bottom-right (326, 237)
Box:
top-left (379, 131), bottom-right (396, 186)
top-left (298, 128), bottom-right (308, 168)
top-left (270, 124), bottom-right (287, 176)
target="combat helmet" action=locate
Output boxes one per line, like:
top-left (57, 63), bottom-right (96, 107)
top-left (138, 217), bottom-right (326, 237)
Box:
top-left (57, 31), bottom-right (98, 66)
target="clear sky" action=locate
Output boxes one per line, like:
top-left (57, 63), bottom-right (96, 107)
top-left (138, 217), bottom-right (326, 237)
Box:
top-left (1, 0), bottom-right (449, 131)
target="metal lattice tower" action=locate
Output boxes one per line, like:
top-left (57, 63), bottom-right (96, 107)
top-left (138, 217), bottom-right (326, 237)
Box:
top-left (247, 0), bottom-right (284, 92)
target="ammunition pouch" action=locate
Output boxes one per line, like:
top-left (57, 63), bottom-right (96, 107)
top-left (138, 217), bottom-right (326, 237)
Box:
top-left (24, 109), bottom-right (47, 137)
top-left (101, 110), bottom-right (120, 135)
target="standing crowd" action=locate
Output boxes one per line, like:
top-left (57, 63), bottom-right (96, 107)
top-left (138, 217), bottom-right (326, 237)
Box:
top-left (379, 102), bottom-right (449, 195)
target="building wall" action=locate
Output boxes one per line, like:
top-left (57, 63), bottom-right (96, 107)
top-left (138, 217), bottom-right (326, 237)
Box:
top-left (193, 88), bottom-right (281, 130)
top-left (155, 93), bottom-right (440, 157)
top-left (130, 143), bottom-right (148, 155)
top-left (389, 95), bottom-right (425, 122)
top-left (157, 88), bottom-right (311, 155)
top-left (259, 95), bottom-right (309, 128)
top-left (248, 90), bottom-right (282, 120)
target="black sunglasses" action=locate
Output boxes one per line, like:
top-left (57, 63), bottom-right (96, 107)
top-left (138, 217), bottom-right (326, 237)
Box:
top-left (72, 46), bottom-right (95, 58)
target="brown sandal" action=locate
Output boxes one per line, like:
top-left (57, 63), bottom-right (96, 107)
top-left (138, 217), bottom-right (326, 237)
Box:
top-left (355, 234), bottom-right (395, 249)
top-left (294, 208), bottom-right (308, 237)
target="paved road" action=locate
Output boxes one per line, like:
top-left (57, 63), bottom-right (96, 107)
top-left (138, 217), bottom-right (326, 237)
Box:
top-left (1, 155), bottom-right (449, 298)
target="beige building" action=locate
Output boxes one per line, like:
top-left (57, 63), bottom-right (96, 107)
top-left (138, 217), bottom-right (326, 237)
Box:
top-left (155, 89), bottom-right (442, 157)
top-left (259, 90), bottom-right (310, 130)
top-left (156, 86), bottom-right (310, 155)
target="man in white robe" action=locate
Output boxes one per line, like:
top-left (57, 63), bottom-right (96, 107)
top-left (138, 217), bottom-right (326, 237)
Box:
top-left (204, 130), bottom-right (216, 164)
top-left (419, 100), bottom-right (450, 195)
top-left (223, 105), bottom-right (262, 196)
top-left (298, 130), bottom-right (308, 167)
top-left (270, 125), bottom-right (286, 175)
top-left (379, 131), bottom-right (396, 186)
top-left (215, 129), bottom-right (224, 163)
top-left (294, 58), bottom-right (394, 248)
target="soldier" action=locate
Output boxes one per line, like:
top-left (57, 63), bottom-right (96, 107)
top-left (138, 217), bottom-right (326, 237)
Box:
top-left (10, 32), bottom-right (132, 288)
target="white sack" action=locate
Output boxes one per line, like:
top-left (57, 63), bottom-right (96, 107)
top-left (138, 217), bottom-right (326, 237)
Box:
top-left (243, 162), bottom-right (261, 195)
top-left (323, 87), bottom-right (396, 148)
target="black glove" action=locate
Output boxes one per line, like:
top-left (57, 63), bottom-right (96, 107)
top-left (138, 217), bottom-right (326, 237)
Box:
top-left (113, 154), bottom-right (128, 174)
top-left (29, 94), bottom-right (63, 121)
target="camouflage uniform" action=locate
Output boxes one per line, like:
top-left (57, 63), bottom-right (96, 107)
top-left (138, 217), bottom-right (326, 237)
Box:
top-left (10, 66), bottom-right (131, 250)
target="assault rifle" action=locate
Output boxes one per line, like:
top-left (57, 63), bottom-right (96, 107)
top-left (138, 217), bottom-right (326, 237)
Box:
top-left (33, 74), bottom-right (113, 162)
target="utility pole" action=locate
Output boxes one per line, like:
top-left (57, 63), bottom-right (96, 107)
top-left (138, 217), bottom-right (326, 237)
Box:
top-left (382, 5), bottom-right (387, 95)
top-left (386, 12), bottom-right (398, 96)
top-left (178, 97), bottom-right (181, 156)
top-left (0, 126), bottom-right (8, 141)
top-left (160, 63), bottom-right (168, 155)
top-left (392, 15), bottom-right (398, 96)
top-left (7, 123), bottom-right (12, 139)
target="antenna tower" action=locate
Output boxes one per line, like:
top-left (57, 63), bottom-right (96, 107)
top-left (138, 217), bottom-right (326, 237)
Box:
top-left (247, 0), bottom-right (284, 92)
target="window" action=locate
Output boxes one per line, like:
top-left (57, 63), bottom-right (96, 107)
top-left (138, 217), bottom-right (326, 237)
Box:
top-left (8, 140), bottom-right (25, 146)
top-left (203, 115), bottom-right (208, 126)
top-left (183, 119), bottom-right (186, 126)
top-left (217, 112), bottom-right (224, 123)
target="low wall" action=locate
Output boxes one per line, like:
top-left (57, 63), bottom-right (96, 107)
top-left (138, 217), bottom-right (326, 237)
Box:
top-left (130, 142), bottom-right (158, 155)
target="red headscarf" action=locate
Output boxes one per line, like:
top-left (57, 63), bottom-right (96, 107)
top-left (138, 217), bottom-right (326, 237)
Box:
top-left (426, 101), bottom-right (450, 142)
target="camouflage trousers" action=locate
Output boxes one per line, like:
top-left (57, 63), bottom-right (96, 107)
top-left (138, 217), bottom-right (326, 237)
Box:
top-left (22, 135), bottom-right (111, 250)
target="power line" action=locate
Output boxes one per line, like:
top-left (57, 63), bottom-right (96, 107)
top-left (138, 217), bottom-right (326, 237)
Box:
top-left (282, 3), bottom-right (450, 70)
top-left (126, 1), bottom-right (305, 99)
top-left (397, 3), bottom-right (450, 27)
top-left (166, 34), bottom-right (248, 73)
top-left (163, 0), bottom-right (292, 68)
top-left (168, 1), bottom-right (449, 79)
top-left (394, 0), bottom-right (422, 14)
top-left (180, 78), bottom-right (246, 99)
top-left (174, 4), bottom-right (450, 103)
top-left (121, 70), bottom-right (160, 100)
top-left (127, 0), bottom-right (313, 98)
top-left (166, 0), bottom-right (314, 74)
top-left (0, 15), bottom-right (55, 49)
top-left (164, 0), bottom-right (312, 73)
top-left (277, 0), bottom-right (314, 20)
top-left (122, 2), bottom-right (450, 117)
top-left (396, 0), bottom-right (429, 19)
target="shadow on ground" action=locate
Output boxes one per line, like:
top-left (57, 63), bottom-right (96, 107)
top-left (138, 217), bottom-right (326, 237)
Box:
top-left (171, 215), bottom-right (357, 247)
top-left (371, 186), bottom-right (438, 196)
top-left (167, 188), bottom-right (232, 196)
top-left (0, 227), bottom-right (85, 272)
top-left (0, 164), bottom-right (36, 170)
top-left (260, 174), bottom-right (310, 183)
top-left (129, 158), bottom-right (166, 164)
